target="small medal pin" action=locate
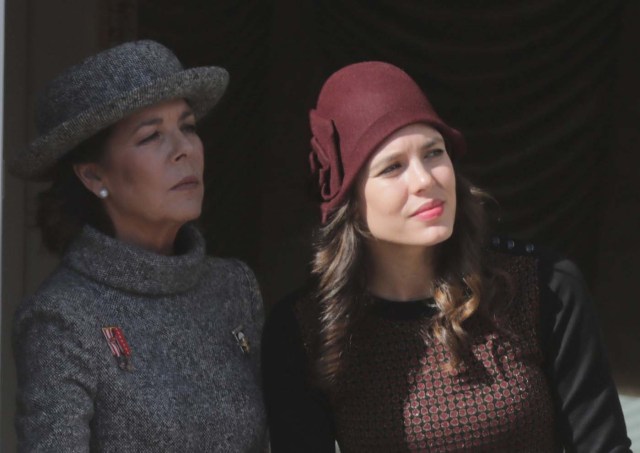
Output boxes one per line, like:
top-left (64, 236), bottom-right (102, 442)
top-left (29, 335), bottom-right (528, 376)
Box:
top-left (232, 325), bottom-right (251, 355)
top-left (102, 326), bottom-right (133, 371)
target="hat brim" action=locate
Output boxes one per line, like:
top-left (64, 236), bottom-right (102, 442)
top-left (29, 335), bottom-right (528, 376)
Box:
top-left (11, 66), bottom-right (229, 179)
top-left (321, 108), bottom-right (466, 219)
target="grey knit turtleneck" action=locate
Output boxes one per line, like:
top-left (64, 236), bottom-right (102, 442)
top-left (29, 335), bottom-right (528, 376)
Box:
top-left (13, 224), bottom-right (267, 452)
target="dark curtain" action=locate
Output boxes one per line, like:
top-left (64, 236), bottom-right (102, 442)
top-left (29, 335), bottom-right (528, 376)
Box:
top-left (312, 0), bottom-right (625, 281)
top-left (136, 0), bottom-right (272, 264)
top-left (121, 0), bottom-right (637, 384)
top-left (128, 0), bottom-right (626, 285)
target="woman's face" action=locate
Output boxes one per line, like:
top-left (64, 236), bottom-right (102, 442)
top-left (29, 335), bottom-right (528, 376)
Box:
top-left (89, 98), bottom-right (205, 237)
top-left (356, 123), bottom-right (456, 249)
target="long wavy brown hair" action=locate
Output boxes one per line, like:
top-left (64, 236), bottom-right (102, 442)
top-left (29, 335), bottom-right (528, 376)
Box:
top-left (310, 173), bottom-right (512, 389)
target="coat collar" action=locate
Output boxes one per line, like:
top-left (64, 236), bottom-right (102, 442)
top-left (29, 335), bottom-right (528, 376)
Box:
top-left (63, 223), bottom-right (206, 296)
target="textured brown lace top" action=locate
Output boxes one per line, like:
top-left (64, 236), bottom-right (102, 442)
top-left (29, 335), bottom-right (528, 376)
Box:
top-left (327, 254), bottom-right (558, 452)
top-left (262, 245), bottom-right (631, 453)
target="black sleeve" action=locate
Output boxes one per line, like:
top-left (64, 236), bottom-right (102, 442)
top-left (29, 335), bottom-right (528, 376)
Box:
top-left (539, 254), bottom-right (632, 453)
top-left (261, 292), bottom-right (336, 453)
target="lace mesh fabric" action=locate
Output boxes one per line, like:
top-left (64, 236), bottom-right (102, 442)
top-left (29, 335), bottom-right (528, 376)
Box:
top-left (299, 254), bottom-right (559, 452)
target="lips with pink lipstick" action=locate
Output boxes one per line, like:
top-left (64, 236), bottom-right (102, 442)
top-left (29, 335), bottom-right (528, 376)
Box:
top-left (411, 200), bottom-right (445, 220)
top-left (171, 175), bottom-right (200, 191)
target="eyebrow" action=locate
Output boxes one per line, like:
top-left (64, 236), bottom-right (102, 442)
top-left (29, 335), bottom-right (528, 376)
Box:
top-left (132, 109), bottom-right (195, 134)
top-left (370, 137), bottom-right (445, 171)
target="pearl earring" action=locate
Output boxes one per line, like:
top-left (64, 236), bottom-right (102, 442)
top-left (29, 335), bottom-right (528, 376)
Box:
top-left (98, 188), bottom-right (109, 199)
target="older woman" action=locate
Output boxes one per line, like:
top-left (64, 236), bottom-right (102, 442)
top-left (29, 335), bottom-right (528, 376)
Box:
top-left (11, 40), bottom-right (266, 451)
top-left (262, 62), bottom-right (631, 452)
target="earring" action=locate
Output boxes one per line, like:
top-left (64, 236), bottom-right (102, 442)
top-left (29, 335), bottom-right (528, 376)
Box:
top-left (98, 188), bottom-right (109, 199)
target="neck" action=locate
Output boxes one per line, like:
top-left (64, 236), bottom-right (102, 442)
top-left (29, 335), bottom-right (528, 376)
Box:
top-left (365, 240), bottom-right (436, 301)
top-left (111, 220), bottom-right (183, 255)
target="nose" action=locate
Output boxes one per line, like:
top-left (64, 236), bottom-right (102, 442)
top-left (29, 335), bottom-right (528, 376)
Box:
top-left (406, 158), bottom-right (434, 193)
top-left (170, 128), bottom-right (198, 162)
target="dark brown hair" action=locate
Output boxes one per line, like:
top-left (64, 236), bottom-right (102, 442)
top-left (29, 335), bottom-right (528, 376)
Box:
top-left (36, 128), bottom-right (114, 255)
top-left (310, 173), bottom-right (512, 389)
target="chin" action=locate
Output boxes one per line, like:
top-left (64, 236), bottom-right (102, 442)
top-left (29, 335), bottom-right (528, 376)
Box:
top-left (184, 208), bottom-right (203, 223)
top-left (414, 225), bottom-right (454, 247)
top-left (170, 205), bottom-right (202, 224)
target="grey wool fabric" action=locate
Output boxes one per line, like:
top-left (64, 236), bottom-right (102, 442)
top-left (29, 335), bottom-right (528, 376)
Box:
top-left (13, 224), bottom-right (267, 452)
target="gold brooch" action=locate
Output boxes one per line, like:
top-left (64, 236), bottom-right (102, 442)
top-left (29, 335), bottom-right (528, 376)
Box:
top-left (232, 326), bottom-right (251, 355)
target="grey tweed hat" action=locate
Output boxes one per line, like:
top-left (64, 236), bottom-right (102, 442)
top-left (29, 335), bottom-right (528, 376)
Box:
top-left (11, 39), bottom-right (229, 179)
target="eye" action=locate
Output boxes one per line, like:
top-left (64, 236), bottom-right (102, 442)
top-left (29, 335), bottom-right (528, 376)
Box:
top-left (378, 162), bottom-right (402, 176)
top-left (137, 131), bottom-right (159, 145)
top-left (181, 123), bottom-right (198, 134)
top-left (425, 148), bottom-right (445, 159)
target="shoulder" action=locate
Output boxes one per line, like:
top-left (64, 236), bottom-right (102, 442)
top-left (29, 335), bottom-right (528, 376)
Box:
top-left (488, 235), bottom-right (592, 323)
top-left (14, 265), bottom-right (105, 331)
top-left (488, 235), bottom-right (539, 257)
top-left (12, 266), bottom-right (105, 367)
top-left (487, 235), bottom-right (545, 293)
top-left (488, 235), bottom-right (583, 286)
top-left (201, 257), bottom-right (264, 328)
top-left (202, 257), bottom-right (260, 294)
top-left (268, 285), bottom-right (314, 323)
top-left (204, 256), bottom-right (253, 278)
top-left (264, 286), bottom-right (313, 347)
top-left (266, 286), bottom-right (308, 327)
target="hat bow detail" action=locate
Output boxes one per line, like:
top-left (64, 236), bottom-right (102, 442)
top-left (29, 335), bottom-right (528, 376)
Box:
top-left (309, 110), bottom-right (344, 203)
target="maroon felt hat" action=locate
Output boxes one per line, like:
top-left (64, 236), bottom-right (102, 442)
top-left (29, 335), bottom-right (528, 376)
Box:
top-left (309, 61), bottom-right (466, 223)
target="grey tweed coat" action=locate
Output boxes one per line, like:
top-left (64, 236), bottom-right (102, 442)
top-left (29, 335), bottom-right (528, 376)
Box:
top-left (13, 224), bottom-right (267, 452)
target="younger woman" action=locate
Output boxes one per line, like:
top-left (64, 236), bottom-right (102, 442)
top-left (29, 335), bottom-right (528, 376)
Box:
top-left (262, 61), bottom-right (630, 452)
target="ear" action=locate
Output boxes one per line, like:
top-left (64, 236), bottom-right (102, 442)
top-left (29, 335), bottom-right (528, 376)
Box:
top-left (73, 162), bottom-right (106, 197)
